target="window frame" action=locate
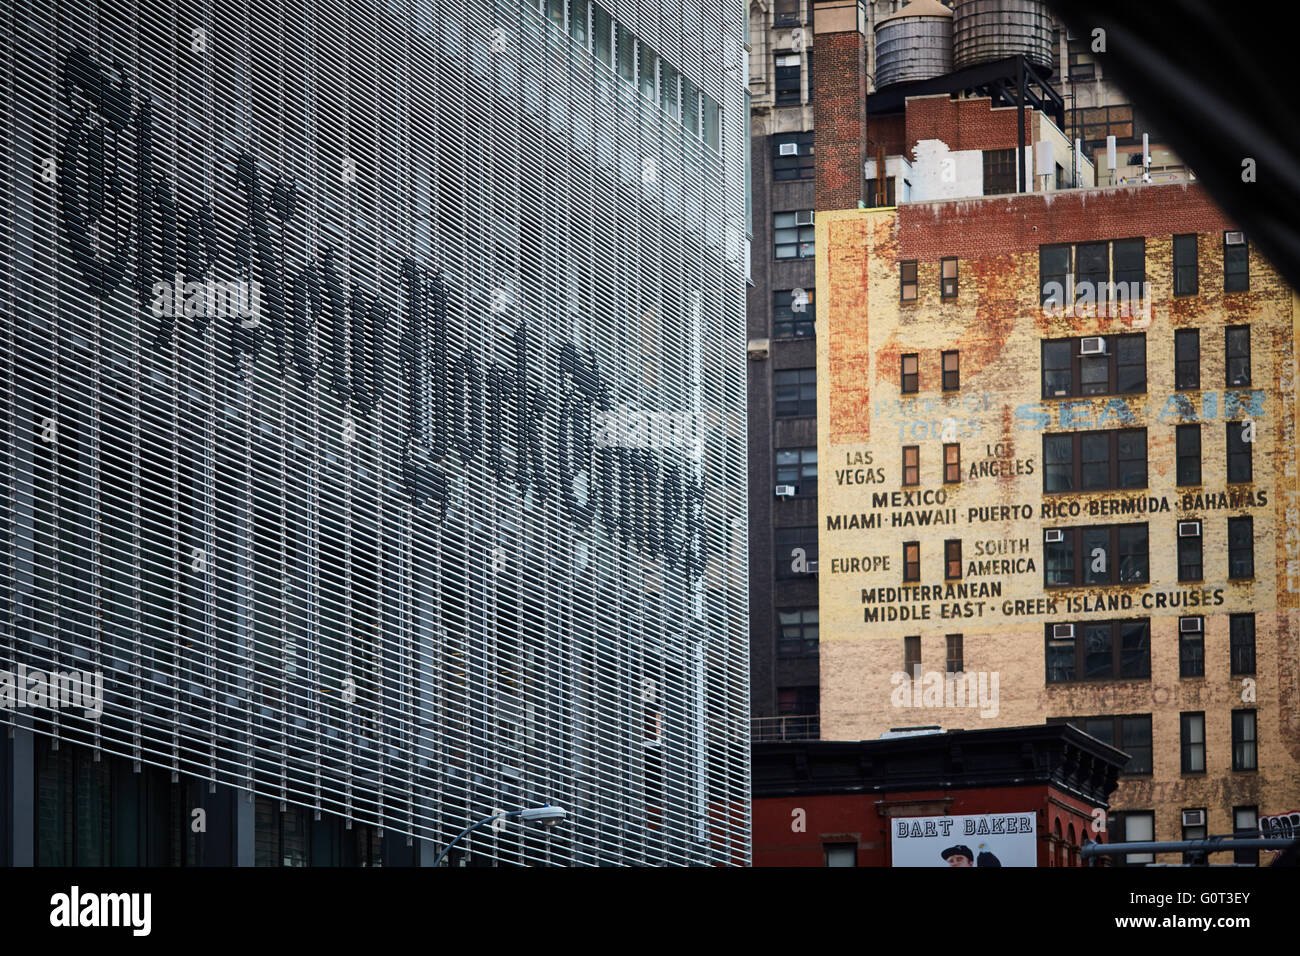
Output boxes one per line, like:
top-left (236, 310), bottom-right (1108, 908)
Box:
top-left (774, 446), bottom-right (818, 496)
top-left (940, 258), bottom-right (958, 299)
top-left (941, 350), bottom-right (960, 391)
top-left (1226, 422), bottom-right (1253, 484)
top-left (1044, 523), bottom-right (1149, 588)
top-left (902, 541), bottom-right (920, 582)
top-left (1180, 712), bottom-right (1206, 774)
top-left (1179, 618), bottom-right (1205, 678)
top-left (944, 539), bottom-right (962, 580)
top-left (772, 288), bottom-right (814, 340)
top-left (774, 526), bottom-right (818, 579)
top-left (943, 443), bottom-right (961, 484)
top-left (902, 445), bottom-right (920, 486)
top-left (1231, 709), bottom-right (1257, 771)
top-left (1044, 618), bottom-right (1151, 683)
top-left (1225, 325), bottom-right (1251, 387)
top-left (773, 52), bottom-right (802, 105)
top-left (1177, 520), bottom-right (1203, 582)
top-left (1058, 714), bottom-right (1153, 775)
top-left (900, 353), bottom-right (919, 393)
top-left (773, 368), bottom-right (816, 418)
top-left (900, 261), bottom-right (918, 302)
top-left (1230, 613), bottom-right (1256, 675)
top-left (945, 633), bottom-right (964, 674)
top-left (1228, 516), bottom-right (1254, 580)
top-left (1040, 334), bottom-right (1147, 399)
top-left (903, 634), bottom-right (922, 678)
top-left (1041, 428), bottom-right (1148, 493)
top-left (1224, 233), bottom-right (1249, 293)
top-left (771, 132), bottom-right (815, 182)
top-left (1176, 424), bottom-right (1202, 486)
top-left (983, 147), bottom-right (1017, 195)
top-left (1173, 233), bottom-right (1199, 296)
top-left (773, 210), bottom-right (815, 260)
top-left (1174, 328), bottom-right (1200, 390)
top-left (776, 607), bottom-right (819, 658)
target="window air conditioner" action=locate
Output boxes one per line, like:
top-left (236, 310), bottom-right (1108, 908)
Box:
top-left (1182, 809), bottom-right (1206, 828)
top-left (1178, 521), bottom-right (1202, 537)
top-left (1045, 529), bottom-right (1064, 543)
top-left (794, 210), bottom-right (814, 226)
top-left (775, 485), bottom-right (797, 497)
top-left (779, 142), bottom-right (799, 156)
top-left (1225, 231), bottom-right (1246, 246)
top-left (1052, 623), bottom-right (1075, 640)
top-left (1179, 617), bottom-right (1203, 633)
top-left (1080, 336), bottom-right (1107, 356)
top-left (807, 560), bottom-right (819, 573)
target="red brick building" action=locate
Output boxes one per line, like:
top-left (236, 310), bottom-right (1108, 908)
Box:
top-left (752, 724), bottom-right (1126, 866)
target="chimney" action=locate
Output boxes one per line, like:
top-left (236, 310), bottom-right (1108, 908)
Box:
top-left (813, 0), bottom-right (867, 211)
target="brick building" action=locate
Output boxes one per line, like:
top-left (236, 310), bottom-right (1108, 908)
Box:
top-left (752, 723), bottom-right (1127, 866)
top-left (813, 182), bottom-right (1300, 857)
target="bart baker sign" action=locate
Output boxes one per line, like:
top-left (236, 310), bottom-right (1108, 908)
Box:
top-left (891, 813), bottom-right (1037, 867)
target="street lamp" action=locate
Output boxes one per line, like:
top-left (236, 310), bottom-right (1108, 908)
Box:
top-left (433, 804), bottom-right (568, 866)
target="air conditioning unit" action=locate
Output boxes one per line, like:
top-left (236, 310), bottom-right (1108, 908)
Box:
top-left (1178, 521), bottom-right (1202, 537)
top-left (776, 53), bottom-right (801, 67)
top-left (1052, 623), bottom-right (1076, 640)
top-left (807, 560), bottom-right (819, 574)
top-left (794, 210), bottom-right (814, 226)
top-left (1225, 231), bottom-right (1246, 246)
top-left (1080, 336), bottom-right (1107, 356)
top-left (1045, 529), bottom-right (1064, 543)
top-left (779, 142), bottom-right (799, 156)
top-left (775, 484), bottom-right (797, 497)
top-left (1179, 617), bottom-right (1203, 633)
top-left (747, 337), bottom-right (770, 361)
top-left (1182, 809), bottom-right (1206, 828)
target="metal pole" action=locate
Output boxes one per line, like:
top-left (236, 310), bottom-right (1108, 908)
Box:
top-left (1017, 55), bottom-right (1026, 192)
top-left (433, 810), bottom-right (520, 867)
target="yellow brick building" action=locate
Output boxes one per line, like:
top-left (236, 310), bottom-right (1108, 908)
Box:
top-left (814, 183), bottom-right (1300, 856)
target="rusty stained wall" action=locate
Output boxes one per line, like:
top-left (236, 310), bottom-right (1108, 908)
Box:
top-left (814, 185), bottom-right (1300, 840)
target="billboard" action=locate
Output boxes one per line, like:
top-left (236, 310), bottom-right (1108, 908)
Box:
top-left (891, 812), bottom-right (1038, 867)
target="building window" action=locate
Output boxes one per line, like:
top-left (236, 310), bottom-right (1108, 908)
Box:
top-left (824, 843), bottom-right (857, 867)
top-left (1226, 422), bottom-right (1253, 483)
top-left (902, 445), bottom-right (919, 485)
top-left (1175, 329), bottom-right (1200, 389)
top-left (569, 0), bottom-right (590, 45)
top-left (1173, 234), bottom-right (1198, 295)
top-left (1113, 237), bottom-right (1145, 294)
top-left (943, 443), bottom-right (961, 483)
top-left (775, 447), bottom-right (817, 495)
top-left (900, 261), bottom-right (918, 301)
top-left (774, 210), bottom-right (814, 259)
top-left (1044, 524), bottom-right (1148, 587)
top-left (946, 634), bottom-right (963, 674)
top-left (866, 176), bottom-right (896, 208)
top-left (942, 350), bottom-right (960, 390)
top-left (637, 43), bottom-right (659, 100)
top-left (1042, 428), bottom-right (1147, 493)
top-left (1176, 424), bottom-right (1201, 486)
top-left (616, 22), bottom-right (636, 82)
top-left (774, 0), bottom-right (800, 25)
top-left (1233, 807), bottom-right (1259, 865)
top-left (1044, 619), bottom-right (1150, 682)
top-left (1230, 613), bottom-right (1256, 675)
top-left (1232, 709), bottom-right (1257, 771)
top-left (903, 541), bottom-right (920, 582)
top-left (903, 634), bottom-right (922, 678)
top-left (772, 131), bottom-right (814, 181)
top-left (774, 368), bottom-right (816, 417)
top-left (1177, 520), bottom-right (1203, 582)
top-left (1076, 241), bottom-right (1109, 293)
top-left (777, 686), bottom-right (819, 717)
top-left (660, 61), bottom-right (680, 117)
top-left (1225, 325), bottom-right (1251, 386)
top-left (775, 526), bottom-right (818, 578)
top-left (1112, 810), bottom-right (1155, 865)
top-left (941, 258), bottom-right (958, 298)
top-left (591, 3), bottom-right (613, 65)
top-left (1040, 334), bottom-right (1146, 398)
top-left (983, 148), bottom-right (1017, 195)
top-left (1060, 715), bottom-right (1152, 775)
top-left (945, 539), bottom-right (962, 579)
top-left (1179, 618), bottom-right (1205, 678)
top-left (773, 288), bottom-right (814, 339)
top-left (900, 353), bottom-right (919, 393)
top-left (1228, 517), bottom-right (1254, 579)
top-left (1180, 713), bottom-right (1206, 773)
top-left (1224, 233), bottom-right (1249, 292)
top-left (774, 52), bottom-right (803, 104)
top-left (777, 608), bottom-right (819, 657)
top-left (1040, 244), bottom-right (1071, 307)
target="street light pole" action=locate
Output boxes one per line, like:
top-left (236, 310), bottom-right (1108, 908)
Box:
top-left (432, 805), bottom-right (567, 867)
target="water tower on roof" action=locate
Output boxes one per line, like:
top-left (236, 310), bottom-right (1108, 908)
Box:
top-left (874, 0), bottom-right (955, 89)
top-left (952, 0), bottom-right (1054, 71)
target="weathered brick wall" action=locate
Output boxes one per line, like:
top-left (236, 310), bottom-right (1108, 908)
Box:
top-left (903, 94), bottom-right (1035, 156)
top-left (815, 185), bottom-right (1300, 843)
top-left (812, 28), bottom-right (865, 211)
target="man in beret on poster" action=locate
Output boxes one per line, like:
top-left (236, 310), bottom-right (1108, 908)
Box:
top-left (941, 845), bottom-right (975, 867)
